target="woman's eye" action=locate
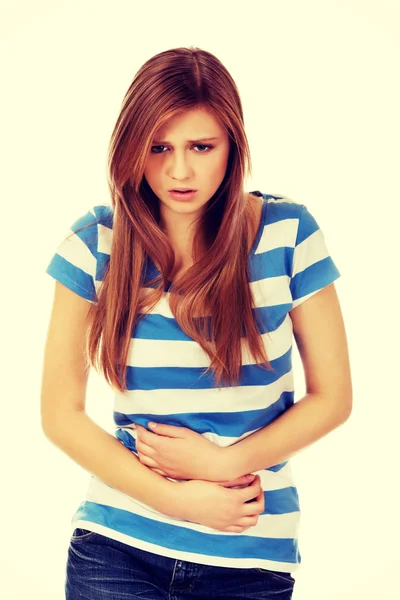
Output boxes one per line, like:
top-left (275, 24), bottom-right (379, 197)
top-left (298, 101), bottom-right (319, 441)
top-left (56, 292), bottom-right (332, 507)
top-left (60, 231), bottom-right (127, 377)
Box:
top-left (150, 144), bottom-right (213, 154)
top-left (151, 145), bottom-right (167, 154)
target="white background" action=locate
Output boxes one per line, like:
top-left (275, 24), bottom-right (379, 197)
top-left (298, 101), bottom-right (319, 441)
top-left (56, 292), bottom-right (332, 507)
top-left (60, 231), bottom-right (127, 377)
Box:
top-left (1, 1), bottom-right (399, 598)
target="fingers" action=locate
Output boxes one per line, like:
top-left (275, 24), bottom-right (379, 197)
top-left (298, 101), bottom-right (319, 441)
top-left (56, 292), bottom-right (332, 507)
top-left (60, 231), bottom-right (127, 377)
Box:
top-left (135, 424), bottom-right (159, 447)
top-left (223, 514), bottom-right (259, 533)
top-left (137, 452), bottom-right (159, 469)
top-left (136, 437), bottom-right (156, 458)
top-left (237, 476), bottom-right (264, 517)
top-left (222, 511), bottom-right (261, 533)
top-left (147, 423), bottom-right (188, 438)
top-left (239, 474), bottom-right (262, 502)
top-left (151, 468), bottom-right (169, 476)
top-left (224, 526), bottom-right (247, 533)
top-left (242, 486), bottom-right (264, 516)
top-left (218, 474), bottom-right (256, 488)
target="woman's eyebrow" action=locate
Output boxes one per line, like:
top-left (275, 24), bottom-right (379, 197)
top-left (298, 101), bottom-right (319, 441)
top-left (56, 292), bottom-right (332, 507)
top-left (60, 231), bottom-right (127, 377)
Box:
top-left (152, 136), bottom-right (220, 144)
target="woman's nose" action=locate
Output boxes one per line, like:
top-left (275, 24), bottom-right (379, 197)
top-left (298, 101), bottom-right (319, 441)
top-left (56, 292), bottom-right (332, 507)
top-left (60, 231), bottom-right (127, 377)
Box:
top-left (167, 152), bottom-right (193, 179)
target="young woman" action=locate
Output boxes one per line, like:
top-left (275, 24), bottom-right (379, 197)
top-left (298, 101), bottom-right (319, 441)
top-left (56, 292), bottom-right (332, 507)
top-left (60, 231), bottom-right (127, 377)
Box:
top-left (41, 46), bottom-right (352, 599)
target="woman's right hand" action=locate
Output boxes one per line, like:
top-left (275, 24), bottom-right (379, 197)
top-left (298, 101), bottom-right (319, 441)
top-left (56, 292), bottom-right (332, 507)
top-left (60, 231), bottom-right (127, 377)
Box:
top-left (176, 474), bottom-right (264, 532)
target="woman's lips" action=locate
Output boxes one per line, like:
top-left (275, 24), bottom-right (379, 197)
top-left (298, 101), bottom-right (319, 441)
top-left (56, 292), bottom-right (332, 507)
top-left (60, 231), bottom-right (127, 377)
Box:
top-left (168, 190), bottom-right (198, 201)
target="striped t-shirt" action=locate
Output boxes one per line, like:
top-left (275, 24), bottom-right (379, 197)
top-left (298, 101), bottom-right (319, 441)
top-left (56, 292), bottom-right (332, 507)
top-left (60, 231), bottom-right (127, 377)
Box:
top-left (45, 192), bottom-right (341, 573)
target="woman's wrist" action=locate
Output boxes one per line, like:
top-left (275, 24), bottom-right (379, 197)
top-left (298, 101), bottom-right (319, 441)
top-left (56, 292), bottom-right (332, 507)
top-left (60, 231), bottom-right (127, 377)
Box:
top-left (220, 445), bottom-right (247, 480)
top-left (204, 446), bottom-right (245, 482)
top-left (151, 478), bottom-right (189, 520)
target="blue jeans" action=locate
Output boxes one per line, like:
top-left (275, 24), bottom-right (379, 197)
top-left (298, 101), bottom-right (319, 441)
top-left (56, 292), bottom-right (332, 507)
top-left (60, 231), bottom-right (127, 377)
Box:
top-left (65, 528), bottom-right (295, 599)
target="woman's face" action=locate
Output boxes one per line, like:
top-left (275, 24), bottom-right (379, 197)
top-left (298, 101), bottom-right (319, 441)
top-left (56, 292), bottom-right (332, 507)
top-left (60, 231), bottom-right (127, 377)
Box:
top-left (143, 107), bottom-right (230, 222)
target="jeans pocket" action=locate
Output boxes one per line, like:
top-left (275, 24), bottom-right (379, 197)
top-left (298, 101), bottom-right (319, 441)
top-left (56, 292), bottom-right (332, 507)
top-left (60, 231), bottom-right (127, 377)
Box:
top-left (70, 528), bottom-right (99, 542)
top-left (255, 568), bottom-right (295, 586)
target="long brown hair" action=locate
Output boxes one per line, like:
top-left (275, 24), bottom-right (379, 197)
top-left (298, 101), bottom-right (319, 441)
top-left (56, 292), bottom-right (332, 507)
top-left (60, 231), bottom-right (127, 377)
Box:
top-left (75, 46), bottom-right (274, 392)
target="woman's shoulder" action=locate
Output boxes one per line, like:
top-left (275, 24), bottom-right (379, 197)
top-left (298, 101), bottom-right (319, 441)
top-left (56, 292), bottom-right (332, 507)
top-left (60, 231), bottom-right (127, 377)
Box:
top-left (246, 191), bottom-right (306, 260)
top-left (249, 190), bottom-right (304, 225)
top-left (257, 191), bottom-right (302, 209)
top-left (263, 194), bottom-right (305, 234)
top-left (92, 203), bottom-right (114, 226)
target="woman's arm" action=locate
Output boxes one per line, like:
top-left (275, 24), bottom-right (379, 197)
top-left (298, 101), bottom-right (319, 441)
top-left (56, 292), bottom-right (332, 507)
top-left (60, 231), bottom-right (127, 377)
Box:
top-left (41, 281), bottom-right (181, 517)
top-left (226, 283), bottom-right (352, 478)
top-left (135, 389), bottom-right (350, 482)
top-left (226, 283), bottom-right (352, 477)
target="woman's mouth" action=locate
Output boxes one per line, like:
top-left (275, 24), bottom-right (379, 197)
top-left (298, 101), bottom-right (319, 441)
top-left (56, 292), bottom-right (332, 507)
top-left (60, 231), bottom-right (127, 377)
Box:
top-left (168, 190), bottom-right (198, 201)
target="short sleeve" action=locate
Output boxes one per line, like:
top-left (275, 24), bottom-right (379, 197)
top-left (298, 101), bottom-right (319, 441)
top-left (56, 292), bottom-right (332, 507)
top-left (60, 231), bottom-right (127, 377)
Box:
top-left (290, 204), bottom-right (341, 308)
top-left (45, 206), bottom-right (99, 303)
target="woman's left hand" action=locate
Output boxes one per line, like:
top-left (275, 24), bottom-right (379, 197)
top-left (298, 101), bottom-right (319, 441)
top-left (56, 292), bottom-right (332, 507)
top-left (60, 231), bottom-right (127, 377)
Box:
top-left (134, 422), bottom-right (223, 481)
